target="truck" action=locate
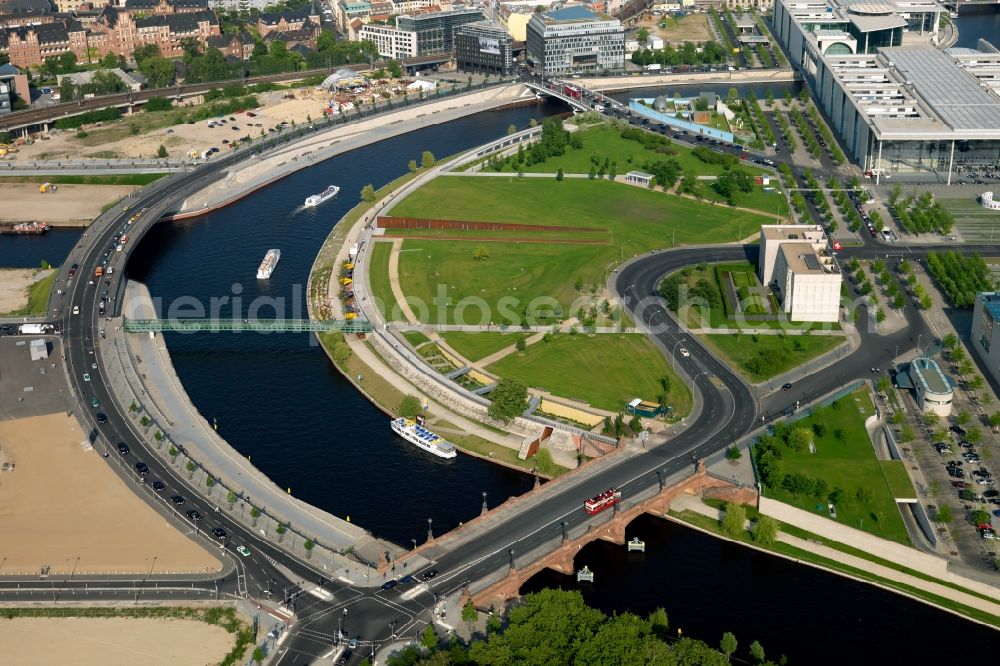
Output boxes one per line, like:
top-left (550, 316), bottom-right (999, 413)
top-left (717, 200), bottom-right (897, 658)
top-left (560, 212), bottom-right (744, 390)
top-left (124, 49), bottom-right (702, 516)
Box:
top-left (94, 266), bottom-right (104, 277)
top-left (18, 323), bottom-right (51, 335)
top-left (562, 85), bottom-right (582, 99)
top-left (645, 63), bottom-right (662, 72)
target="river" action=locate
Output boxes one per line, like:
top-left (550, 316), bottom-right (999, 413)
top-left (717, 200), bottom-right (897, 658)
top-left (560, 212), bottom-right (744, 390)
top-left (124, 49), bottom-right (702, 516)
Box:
top-left (3, 24), bottom-right (1000, 653)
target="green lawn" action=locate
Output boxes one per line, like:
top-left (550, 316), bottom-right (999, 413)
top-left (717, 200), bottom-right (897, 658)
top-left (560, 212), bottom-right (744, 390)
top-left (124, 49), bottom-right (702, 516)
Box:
top-left (880, 460), bottom-right (916, 499)
top-left (702, 332), bottom-right (844, 382)
top-left (391, 177), bottom-right (773, 325)
top-left (487, 333), bottom-right (690, 415)
top-left (756, 389), bottom-right (912, 545)
top-left (499, 124), bottom-right (767, 179)
top-left (401, 330), bottom-right (430, 347)
top-left (367, 241), bottom-right (397, 319)
top-left (440, 331), bottom-right (519, 362)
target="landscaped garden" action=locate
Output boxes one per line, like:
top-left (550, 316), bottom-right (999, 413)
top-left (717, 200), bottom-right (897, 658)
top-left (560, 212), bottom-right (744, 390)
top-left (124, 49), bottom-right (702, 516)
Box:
top-left (440, 331), bottom-right (519, 362)
top-left (702, 332), bottom-right (844, 382)
top-left (752, 389), bottom-right (913, 545)
top-left (486, 333), bottom-right (690, 415)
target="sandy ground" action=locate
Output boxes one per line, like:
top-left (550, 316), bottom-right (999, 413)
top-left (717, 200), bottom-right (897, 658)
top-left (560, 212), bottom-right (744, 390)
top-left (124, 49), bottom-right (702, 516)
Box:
top-left (12, 89), bottom-right (327, 163)
top-left (0, 268), bottom-right (50, 313)
top-left (0, 617), bottom-right (235, 666)
top-left (0, 413), bottom-right (222, 575)
top-left (648, 13), bottom-right (714, 44)
top-left (0, 183), bottom-right (133, 225)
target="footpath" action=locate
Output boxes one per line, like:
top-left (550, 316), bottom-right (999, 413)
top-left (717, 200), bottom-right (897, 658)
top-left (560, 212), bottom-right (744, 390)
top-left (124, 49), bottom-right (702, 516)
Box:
top-left (673, 494), bottom-right (1000, 619)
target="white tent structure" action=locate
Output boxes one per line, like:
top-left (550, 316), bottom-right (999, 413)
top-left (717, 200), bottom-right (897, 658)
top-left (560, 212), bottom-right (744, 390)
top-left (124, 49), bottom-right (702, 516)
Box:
top-left (318, 68), bottom-right (365, 90)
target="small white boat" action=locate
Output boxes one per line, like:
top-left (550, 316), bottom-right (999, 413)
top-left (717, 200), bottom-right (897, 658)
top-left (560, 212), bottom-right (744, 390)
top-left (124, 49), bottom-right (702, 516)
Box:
top-left (304, 185), bottom-right (340, 207)
top-left (390, 417), bottom-right (457, 459)
top-left (257, 249), bottom-right (280, 279)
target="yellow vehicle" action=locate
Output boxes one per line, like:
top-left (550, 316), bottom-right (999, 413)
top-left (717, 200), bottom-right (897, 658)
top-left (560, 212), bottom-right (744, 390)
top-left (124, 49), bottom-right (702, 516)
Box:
top-left (344, 312), bottom-right (357, 320)
top-left (339, 277), bottom-right (353, 286)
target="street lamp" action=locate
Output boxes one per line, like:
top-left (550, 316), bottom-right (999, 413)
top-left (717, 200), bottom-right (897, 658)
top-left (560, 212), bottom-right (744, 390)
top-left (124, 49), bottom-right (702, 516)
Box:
top-left (671, 339), bottom-right (687, 370)
top-left (508, 548), bottom-right (515, 570)
top-left (411, 538), bottom-right (417, 550)
top-left (482, 491), bottom-right (488, 513)
top-left (427, 518), bottom-right (433, 540)
top-left (561, 520), bottom-right (567, 542)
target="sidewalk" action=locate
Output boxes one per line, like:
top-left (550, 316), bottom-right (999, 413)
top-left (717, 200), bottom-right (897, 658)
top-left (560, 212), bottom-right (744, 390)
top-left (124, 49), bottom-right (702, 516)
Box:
top-left (673, 495), bottom-right (1000, 616)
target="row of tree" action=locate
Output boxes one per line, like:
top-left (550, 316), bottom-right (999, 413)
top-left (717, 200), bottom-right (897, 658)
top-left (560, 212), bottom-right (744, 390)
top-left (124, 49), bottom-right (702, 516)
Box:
top-left (925, 251), bottom-right (994, 308)
top-left (629, 41), bottom-right (730, 68)
top-left (386, 588), bottom-right (782, 666)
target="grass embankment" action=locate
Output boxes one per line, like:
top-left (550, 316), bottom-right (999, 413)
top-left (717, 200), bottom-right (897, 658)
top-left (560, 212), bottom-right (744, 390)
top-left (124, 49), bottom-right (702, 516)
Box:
top-left (702, 332), bottom-right (844, 382)
top-left (676, 499), bottom-right (1000, 628)
top-left (0, 606), bottom-right (255, 666)
top-left (439, 331), bottom-right (518, 362)
top-left (0, 174), bottom-right (167, 186)
top-left (2, 270), bottom-right (58, 316)
top-left (487, 333), bottom-right (690, 415)
top-left (756, 389), bottom-right (912, 544)
top-left (367, 241), bottom-right (397, 318)
top-left (317, 331), bottom-right (558, 474)
top-left (401, 330), bottom-right (431, 347)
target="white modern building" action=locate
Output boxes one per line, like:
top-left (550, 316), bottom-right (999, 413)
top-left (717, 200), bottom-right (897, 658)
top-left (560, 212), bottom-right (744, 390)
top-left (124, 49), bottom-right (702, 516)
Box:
top-left (907, 357), bottom-right (952, 416)
top-left (971, 292), bottom-right (1000, 391)
top-left (359, 23), bottom-right (418, 58)
top-left (772, 0), bottom-right (1000, 183)
top-left (758, 225), bottom-right (840, 323)
top-left (525, 5), bottom-right (625, 76)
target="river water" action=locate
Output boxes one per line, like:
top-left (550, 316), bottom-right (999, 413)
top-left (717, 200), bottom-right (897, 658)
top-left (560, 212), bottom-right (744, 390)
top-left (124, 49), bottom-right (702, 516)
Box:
top-left (4, 20), bottom-right (1000, 652)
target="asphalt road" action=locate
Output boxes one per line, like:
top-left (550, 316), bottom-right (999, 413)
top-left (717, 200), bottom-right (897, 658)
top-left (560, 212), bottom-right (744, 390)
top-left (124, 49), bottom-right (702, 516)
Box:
top-left (9, 82), bottom-right (1000, 664)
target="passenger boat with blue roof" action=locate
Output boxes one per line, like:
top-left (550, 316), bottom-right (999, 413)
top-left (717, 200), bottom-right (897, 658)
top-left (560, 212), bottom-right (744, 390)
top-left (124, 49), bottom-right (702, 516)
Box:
top-left (390, 417), bottom-right (458, 459)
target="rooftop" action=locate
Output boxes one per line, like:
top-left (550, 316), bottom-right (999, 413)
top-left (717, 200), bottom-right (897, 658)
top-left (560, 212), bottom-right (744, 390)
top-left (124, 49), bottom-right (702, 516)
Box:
top-left (980, 292), bottom-right (1000, 324)
top-left (539, 5), bottom-right (610, 22)
top-left (780, 243), bottom-right (827, 274)
top-left (761, 224), bottom-right (825, 241)
top-left (911, 356), bottom-right (951, 396)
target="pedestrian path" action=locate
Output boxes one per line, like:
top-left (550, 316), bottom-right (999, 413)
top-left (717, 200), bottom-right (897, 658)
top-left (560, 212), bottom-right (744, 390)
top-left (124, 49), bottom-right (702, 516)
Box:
top-left (673, 495), bottom-right (1000, 618)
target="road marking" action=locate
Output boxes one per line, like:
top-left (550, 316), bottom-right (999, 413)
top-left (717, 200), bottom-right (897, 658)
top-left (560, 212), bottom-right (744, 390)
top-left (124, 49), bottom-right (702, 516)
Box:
top-left (400, 583), bottom-right (428, 600)
top-left (275, 630), bottom-right (290, 646)
top-left (307, 585), bottom-right (332, 601)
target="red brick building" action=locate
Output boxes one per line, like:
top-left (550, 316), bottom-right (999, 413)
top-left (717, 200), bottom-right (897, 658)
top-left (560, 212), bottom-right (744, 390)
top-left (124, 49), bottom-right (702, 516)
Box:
top-left (256, 6), bottom-right (319, 37)
top-left (206, 30), bottom-right (253, 61)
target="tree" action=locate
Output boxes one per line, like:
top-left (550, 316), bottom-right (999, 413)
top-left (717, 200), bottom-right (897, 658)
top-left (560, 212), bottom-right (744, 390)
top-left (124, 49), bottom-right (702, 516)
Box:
top-left (186, 460), bottom-right (196, 478)
top-left (206, 475), bottom-right (216, 496)
top-left (648, 607), bottom-right (668, 635)
top-left (725, 445), bottom-right (742, 461)
top-left (935, 504), bottom-right (952, 524)
top-left (751, 515), bottom-right (777, 546)
top-left (922, 411), bottom-right (940, 427)
top-left (957, 409), bottom-right (972, 426)
top-left (276, 522), bottom-right (287, 542)
top-left (856, 486), bottom-right (873, 503)
top-left (462, 600), bottom-right (477, 631)
top-left (168, 445), bottom-right (178, 461)
top-left (749, 640), bottom-right (766, 663)
top-left (408, 159), bottom-right (418, 172)
top-left (507, 123), bottom-right (517, 135)
top-left (629, 415), bottom-right (643, 434)
top-left (226, 489), bottom-right (237, 509)
top-left (472, 245), bottom-right (490, 262)
top-left (515, 336), bottom-right (527, 352)
top-left (421, 151), bottom-right (436, 168)
top-left (59, 51), bottom-right (77, 74)
top-left (250, 506), bottom-right (261, 527)
top-left (157, 144), bottom-right (168, 158)
top-left (720, 503), bottom-right (746, 538)
top-left (399, 394), bottom-right (422, 419)
top-left (387, 60), bottom-right (402, 78)
top-left (899, 425), bottom-right (915, 443)
top-left (488, 378), bottom-right (528, 423)
top-left (304, 539), bottom-right (315, 559)
top-left (58, 78), bottom-right (75, 102)
top-left (720, 632), bottom-right (738, 661)
top-left (331, 342), bottom-right (351, 362)
top-left (421, 623), bottom-right (438, 650)
top-left (140, 56), bottom-right (175, 88)
top-left (99, 52), bottom-right (118, 69)
top-left (942, 332), bottom-right (959, 351)
top-left (253, 646), bottom-right (264, 666)
top-left (360, 183), bottom-right (376, 202)
top-left (133, 43), bottom-right (162, 64)
top-left (556, 168), bottom-right (564, 181)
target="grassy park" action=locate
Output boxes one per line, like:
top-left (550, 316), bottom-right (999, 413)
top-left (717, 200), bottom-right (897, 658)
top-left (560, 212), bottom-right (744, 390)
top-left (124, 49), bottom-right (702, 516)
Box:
top-left (367, 242), bottom-right (397, 318)
top-left (487, 333), bottom-right (690, 415)
top-left (440, 331), bottom-right (519, 362)
top-left (702, 332), bottom-right (845, 382)
top-left (753, 389), bottom-right (912, 545)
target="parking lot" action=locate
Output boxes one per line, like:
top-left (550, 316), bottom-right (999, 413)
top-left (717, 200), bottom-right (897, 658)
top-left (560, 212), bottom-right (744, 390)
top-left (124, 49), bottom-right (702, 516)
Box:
top-left (0, 334), bottom-right (72, 420)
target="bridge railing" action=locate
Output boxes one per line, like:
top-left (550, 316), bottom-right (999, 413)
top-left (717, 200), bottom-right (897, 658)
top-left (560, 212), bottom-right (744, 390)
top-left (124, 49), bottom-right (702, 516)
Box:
top-left (122, 318), bottom-right (373, 333)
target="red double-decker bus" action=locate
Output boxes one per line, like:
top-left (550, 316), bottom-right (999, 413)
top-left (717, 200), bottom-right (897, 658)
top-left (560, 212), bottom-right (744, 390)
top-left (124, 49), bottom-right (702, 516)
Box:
top-left (584, 487), bottom-right (622, 515)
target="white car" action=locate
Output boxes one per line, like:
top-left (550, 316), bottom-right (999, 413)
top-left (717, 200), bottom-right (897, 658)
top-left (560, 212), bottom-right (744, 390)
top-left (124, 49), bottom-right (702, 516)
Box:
top-left (236, 545), bottom-right (251, 557)
top-left (72, 305), bottom-right (80, 315)
top-left (678, 348), bottom-right (690, 357)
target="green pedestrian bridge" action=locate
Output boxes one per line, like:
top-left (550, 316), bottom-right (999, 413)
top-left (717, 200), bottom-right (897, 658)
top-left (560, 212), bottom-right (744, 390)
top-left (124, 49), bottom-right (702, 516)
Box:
top-left (123, 318), bottom-right (373, 333)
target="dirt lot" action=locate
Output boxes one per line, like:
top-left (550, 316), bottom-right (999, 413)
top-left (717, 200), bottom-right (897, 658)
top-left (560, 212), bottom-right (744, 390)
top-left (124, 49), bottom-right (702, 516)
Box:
top-left (0, 183), bottom-right (133, 225)
top-left (648, 13), bottom-right (714, 44)
top-left (0, 617), bottom-right (235, 666)
top-left (0, 268), bottom-right (47, 313)
top-left (0, 413), bottom-right (221, 575)
top-left (11, 89), bottom-right (330, 163)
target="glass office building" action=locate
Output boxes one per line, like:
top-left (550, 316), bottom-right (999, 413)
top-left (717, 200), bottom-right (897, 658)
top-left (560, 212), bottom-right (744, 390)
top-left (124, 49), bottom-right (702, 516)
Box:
top-left (456, 21), bottom-right (514, 75)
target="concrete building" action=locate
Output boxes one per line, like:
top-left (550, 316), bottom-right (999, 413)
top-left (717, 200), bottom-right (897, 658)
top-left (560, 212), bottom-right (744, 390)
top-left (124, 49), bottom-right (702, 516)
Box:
top-left (971, 292), bottom-right (1000, 391)
top-left (455, 20), bottom-right (513, 75)
top-left (58, 66), bottom-right (145, 91)
top-left (0, 62), bottom-right (28, 114)
top-left (29, 339), bottom-right (47, 361)
top-left (208, 0), bottom-right (270, 11)
top-left (907, 357), bottom-right (952, 416)
top-left (771, 0), bottom-right (1000, 183)
top-left (525, 5), bottom-right (624, 76)
top-left (624, 170), bottom-right (654, 186)
top-left (758, 224), bottom-right (840, 323)
top-left (360, 6), bottom-right (483, 58)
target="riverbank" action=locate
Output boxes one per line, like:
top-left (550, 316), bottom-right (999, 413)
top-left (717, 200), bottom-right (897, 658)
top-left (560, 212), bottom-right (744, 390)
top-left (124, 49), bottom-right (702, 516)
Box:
top-left (582, 68), bottom-right (799, 92)
top-left (0, 183), bottom-right (135, 227)
top-left (0, 268), bottom-right (55, 315)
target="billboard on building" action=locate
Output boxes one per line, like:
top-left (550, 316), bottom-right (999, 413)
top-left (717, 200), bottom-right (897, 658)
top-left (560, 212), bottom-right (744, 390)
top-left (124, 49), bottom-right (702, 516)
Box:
top-left (479, 36), bottom-right (501, 54)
